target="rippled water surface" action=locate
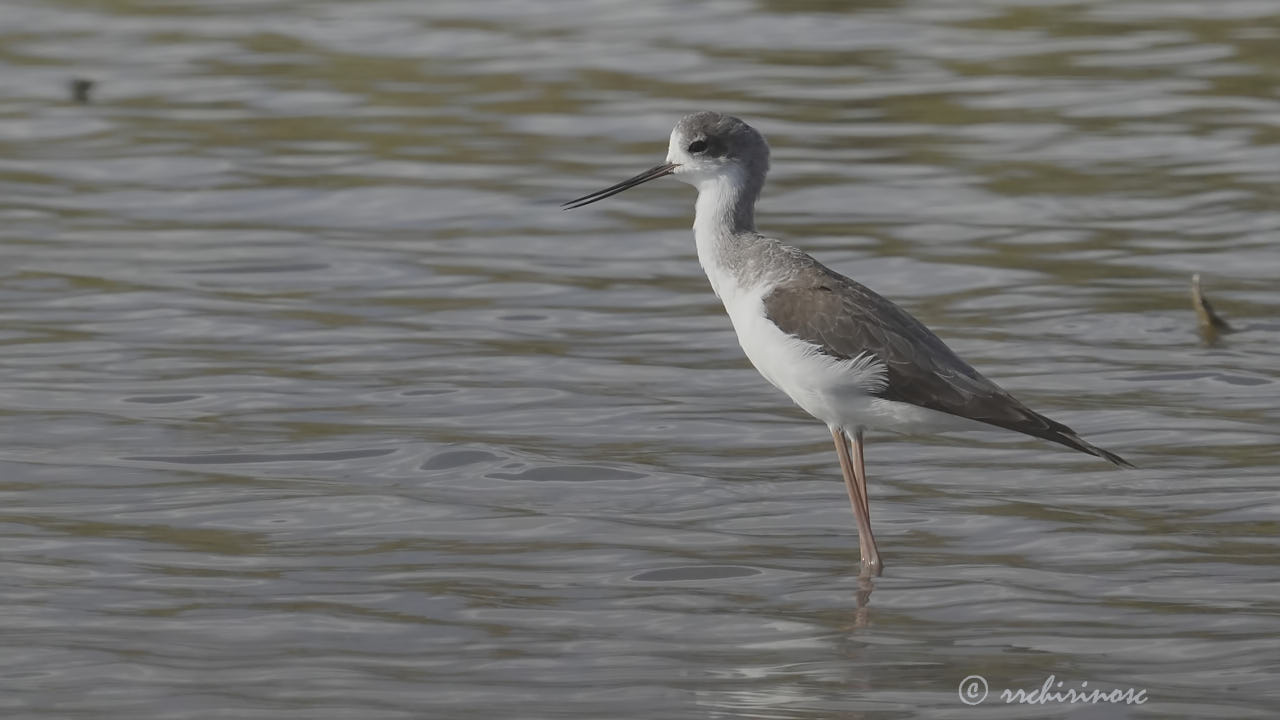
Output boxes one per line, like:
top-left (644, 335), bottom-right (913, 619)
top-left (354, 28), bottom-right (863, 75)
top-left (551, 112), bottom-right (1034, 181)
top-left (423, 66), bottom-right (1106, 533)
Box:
top-left (2, 1), bottom-right (1279, 718)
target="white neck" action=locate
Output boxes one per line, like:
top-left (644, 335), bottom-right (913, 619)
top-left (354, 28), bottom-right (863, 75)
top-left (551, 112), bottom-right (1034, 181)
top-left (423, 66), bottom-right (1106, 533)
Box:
top-left (692, 170), bottom-right (757, 235)
top-left (691, 170), bottom-right (762, 300)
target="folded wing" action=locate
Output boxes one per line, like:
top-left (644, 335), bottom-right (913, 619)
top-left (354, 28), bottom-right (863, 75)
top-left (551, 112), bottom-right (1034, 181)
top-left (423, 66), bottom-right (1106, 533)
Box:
top-left (762, 261), bottom-right (1131, 467)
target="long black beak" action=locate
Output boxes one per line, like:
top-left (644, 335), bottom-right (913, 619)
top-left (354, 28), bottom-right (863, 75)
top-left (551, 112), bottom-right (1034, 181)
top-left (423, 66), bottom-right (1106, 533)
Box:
top-left (561, 162), bottom-right (678, 210)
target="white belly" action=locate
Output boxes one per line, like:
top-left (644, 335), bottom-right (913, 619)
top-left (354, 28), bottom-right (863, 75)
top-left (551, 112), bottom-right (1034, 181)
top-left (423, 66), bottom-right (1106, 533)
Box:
top-left (720, 287), bottom-right (984, 435)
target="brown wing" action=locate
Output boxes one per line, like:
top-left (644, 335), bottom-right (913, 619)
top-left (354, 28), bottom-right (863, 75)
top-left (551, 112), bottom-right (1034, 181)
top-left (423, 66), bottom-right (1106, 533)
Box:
top-left (762, 261), bottom-right (1131, 466)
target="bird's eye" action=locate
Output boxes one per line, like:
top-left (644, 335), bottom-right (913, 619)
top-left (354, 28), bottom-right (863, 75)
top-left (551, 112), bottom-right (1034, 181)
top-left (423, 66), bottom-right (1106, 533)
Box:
top-left (687, 140), bottom-right (708, 154)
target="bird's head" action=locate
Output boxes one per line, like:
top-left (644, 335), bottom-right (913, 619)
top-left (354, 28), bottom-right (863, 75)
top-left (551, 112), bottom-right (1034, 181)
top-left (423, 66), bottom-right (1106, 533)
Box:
top-left (562, 111), bottom-right (769, 210)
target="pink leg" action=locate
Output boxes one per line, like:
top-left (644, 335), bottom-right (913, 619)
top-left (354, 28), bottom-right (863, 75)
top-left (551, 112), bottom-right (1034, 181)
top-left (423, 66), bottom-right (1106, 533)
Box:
top-left (832, 427), bottom-right (882, 576)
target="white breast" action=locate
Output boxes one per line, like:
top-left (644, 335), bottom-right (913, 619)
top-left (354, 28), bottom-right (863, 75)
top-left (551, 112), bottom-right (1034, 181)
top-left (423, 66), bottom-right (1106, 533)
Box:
top-left (722, 281), bottom-right (883, 422)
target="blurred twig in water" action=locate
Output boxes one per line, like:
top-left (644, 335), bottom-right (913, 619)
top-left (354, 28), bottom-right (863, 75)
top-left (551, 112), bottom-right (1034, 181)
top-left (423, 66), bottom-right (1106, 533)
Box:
top-left (1191, 273), bottom-right (1233, 344)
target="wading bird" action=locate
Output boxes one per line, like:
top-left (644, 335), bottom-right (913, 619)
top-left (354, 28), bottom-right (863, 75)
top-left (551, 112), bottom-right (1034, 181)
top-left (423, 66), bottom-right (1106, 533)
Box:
top-left (563, 112), bottom-right (1131, 575)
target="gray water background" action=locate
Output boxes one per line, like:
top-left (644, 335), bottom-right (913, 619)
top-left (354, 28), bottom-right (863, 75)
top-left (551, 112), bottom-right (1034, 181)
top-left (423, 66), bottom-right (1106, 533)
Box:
top-left (1, 1), bottom-right (1278, 718)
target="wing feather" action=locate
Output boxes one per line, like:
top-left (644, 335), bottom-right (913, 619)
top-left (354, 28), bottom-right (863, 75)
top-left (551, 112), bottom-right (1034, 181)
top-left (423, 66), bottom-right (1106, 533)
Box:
top-left (761, 260), bottom-right (1131, 466)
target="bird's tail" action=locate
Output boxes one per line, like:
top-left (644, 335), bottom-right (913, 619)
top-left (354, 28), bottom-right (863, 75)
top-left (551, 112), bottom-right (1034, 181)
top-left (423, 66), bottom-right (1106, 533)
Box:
top-left (1048, 430), bottom-right (1135, 468)
top-left (981, 405), bottom-right (1135, 468)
